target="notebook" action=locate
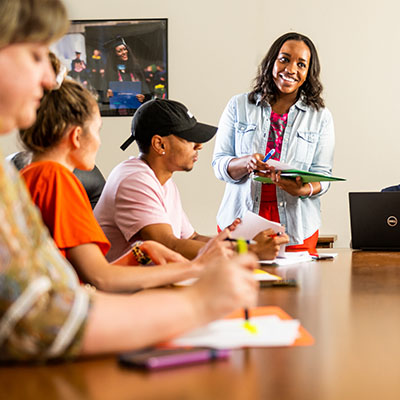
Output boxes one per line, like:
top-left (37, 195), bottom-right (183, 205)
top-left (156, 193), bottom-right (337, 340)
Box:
top-left (253, 159), bottom-right (346, 183)
top-left (349, 192), bottom-right (400, 250)
top-left (167, 307), bottom-right (314, 349)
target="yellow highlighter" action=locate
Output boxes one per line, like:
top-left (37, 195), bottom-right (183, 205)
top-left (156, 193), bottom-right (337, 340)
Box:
top-left (236, 238), bottom-right (258, 335)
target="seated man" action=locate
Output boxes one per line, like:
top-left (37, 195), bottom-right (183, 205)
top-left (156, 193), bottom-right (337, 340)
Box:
top-left (94, 99), bottom-right (288, 261)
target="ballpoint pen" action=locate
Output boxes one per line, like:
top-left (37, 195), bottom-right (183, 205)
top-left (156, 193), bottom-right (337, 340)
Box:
top-left (262, 148), bottom-right (275, 163)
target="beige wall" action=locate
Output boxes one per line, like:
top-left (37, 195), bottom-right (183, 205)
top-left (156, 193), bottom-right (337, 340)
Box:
top-left (2, 0), bottom-right (400, 248)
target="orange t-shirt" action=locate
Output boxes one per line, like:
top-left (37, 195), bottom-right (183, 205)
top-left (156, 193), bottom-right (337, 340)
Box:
top-left (21, 161), bottom-right (110, 257)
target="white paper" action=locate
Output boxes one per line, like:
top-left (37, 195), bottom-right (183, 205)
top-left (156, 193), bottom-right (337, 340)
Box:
top-left (231, 211), bottom-right (286, 256)
top-left (263, 159), bottom-right (294, 171)
top-left (171, 315), bottom-right (300, 349)
top-left (260, 251), bottom-right (313, 265)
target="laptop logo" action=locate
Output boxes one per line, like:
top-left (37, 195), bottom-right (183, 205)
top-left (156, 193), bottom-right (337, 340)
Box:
top-left (387, 216), bottom-right (398, 227)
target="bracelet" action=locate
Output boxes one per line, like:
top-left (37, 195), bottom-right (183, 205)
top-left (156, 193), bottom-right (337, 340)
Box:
top-left (308, 182), bottom-right (314, 198)
top-left (300, 182), bottom-right (314, 199)
top-left (131, 241), bottom-right (152, 265)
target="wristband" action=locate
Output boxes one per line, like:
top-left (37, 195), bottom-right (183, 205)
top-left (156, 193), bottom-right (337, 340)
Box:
top-left (300, 182), bottom-right (314, 199)
top-left (308, 182), bottom-right (314, 197)
top-left (131, 241), bottom-right (152, 265)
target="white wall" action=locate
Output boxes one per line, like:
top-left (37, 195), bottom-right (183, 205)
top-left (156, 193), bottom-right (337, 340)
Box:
top-left (2, 0), bottom-right (400, 248)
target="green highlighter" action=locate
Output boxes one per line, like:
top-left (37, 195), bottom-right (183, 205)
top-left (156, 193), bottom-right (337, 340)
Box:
top-left (236, 238), bottom-right (258, 335)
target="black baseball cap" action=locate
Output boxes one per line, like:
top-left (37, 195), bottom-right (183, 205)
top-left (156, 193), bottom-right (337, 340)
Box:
top-left (120, 99), bottom-right (217, 151)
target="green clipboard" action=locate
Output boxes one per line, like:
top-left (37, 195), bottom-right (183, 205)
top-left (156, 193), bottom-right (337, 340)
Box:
top-left (253, 170), bottom-right (346, 184)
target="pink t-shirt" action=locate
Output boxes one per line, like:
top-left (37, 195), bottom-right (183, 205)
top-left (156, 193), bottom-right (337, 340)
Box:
top-left (94, 157), bottom-right (195, 262)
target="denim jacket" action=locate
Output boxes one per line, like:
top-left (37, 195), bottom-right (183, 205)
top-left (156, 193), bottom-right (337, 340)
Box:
top-left (212, 93), bottom-right (335, 245)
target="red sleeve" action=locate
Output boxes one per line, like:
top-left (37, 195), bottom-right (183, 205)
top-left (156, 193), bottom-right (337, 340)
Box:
top-left (21, 162), bottom-right (110, 257)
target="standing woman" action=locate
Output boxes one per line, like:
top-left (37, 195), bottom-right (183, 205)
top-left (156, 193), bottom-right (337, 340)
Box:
top-left (213, 32), bottom-right (334, 254)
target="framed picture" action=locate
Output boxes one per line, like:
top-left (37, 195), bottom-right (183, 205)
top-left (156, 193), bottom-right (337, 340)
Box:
top-left (51, 19), bottom-right (168, 116)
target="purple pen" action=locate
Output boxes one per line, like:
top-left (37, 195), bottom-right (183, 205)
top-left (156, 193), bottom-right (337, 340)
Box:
top-left (146, 348), bottom-right (231, 369)
top-left (119, 347), bottom-right (231, 370)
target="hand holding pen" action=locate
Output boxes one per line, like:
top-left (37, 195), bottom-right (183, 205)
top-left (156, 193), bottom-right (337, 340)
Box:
top-left (246, 149), bottom-right (277, 176)
top-left (190, 243), bottom-right (258, 322)
top-left (251, 229), bottom-right (289, 260)
top-left (236, 239), bottom-right (258, 335)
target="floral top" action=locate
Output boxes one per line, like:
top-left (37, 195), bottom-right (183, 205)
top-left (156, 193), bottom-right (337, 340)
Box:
top-left (266, 111), bottom-right (288, 161)
top-left (0, 152), bottom-right (91, 361)
top-left (259, 111), bottom-right (288, 205)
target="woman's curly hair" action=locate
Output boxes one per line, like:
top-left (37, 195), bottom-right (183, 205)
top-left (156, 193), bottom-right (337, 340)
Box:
top-left (248, 32), bottom-right (324, 110)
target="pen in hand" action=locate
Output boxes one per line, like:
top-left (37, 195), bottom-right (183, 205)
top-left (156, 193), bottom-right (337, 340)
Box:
top-left (243, 308), bottom-right (257, 334)
top-left (252, 149), bottom-right (276, 175)
top-left (224, 238), bottom-right (256, 245)
top-left (262, 148), bottom-right (275, 163)
top-left (236, 238), bottom-right (258, 335)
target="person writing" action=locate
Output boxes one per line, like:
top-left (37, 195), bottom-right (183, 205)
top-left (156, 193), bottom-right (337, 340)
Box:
top-left (212, 32), bottom-right (335, 254)
top-left (0, 0), bottom-right (258, 362)
top-left (94, 99), bottom-right (289, 261)
top-left (19, 76), bottom-right (235, 293)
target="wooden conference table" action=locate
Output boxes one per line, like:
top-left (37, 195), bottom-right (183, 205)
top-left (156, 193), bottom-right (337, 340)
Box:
top-left (2, 249), bottom-right (400, 400)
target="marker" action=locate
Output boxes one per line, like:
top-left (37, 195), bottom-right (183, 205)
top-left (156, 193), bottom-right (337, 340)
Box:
top-left (262, 148), bottom-right (275, 163)
top-left (236, 238), bottom-right (258, 335)
top-left (236, 238), bottom-right (248, 255)
top-left (224, 238), bottom-right (256, 245)
top-left (243, 309), bottom-right (258, 334)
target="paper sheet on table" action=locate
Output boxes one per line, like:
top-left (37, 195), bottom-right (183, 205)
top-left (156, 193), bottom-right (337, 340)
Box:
top-left (171, 315), bottom-right (300, 349)
top-left (230, 211), bottom-right (286, 256)
top-left (175, 269), bottom-right (281, 287)
top-left (260, 251), bottom-right (313, 265)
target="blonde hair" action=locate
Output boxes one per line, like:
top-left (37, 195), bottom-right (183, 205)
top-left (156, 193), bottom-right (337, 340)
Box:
top-left (0, 0), bottom-right (68, 49)
top-left (20, 80), bottom-right (98, 154)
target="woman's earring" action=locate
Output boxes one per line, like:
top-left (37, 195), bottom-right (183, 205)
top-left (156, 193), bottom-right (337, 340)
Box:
top-left (162, 151), bottom-right (166, 155)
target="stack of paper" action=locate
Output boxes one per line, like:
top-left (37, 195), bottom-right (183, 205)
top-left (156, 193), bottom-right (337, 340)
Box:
top-left (260, 251), bottom-right (313, 265)
top-left (230, 211), bottom-right (286, 257)
top-left (229, 211), bottom-right (314, 265)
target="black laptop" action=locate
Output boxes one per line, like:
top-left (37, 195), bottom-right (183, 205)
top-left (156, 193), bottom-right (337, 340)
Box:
top-left (349, 192), bottom-right (400, 250)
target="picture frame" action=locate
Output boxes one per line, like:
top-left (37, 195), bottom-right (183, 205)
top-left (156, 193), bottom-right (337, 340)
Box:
top-left (51, 19), bottom-right (168, 116)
